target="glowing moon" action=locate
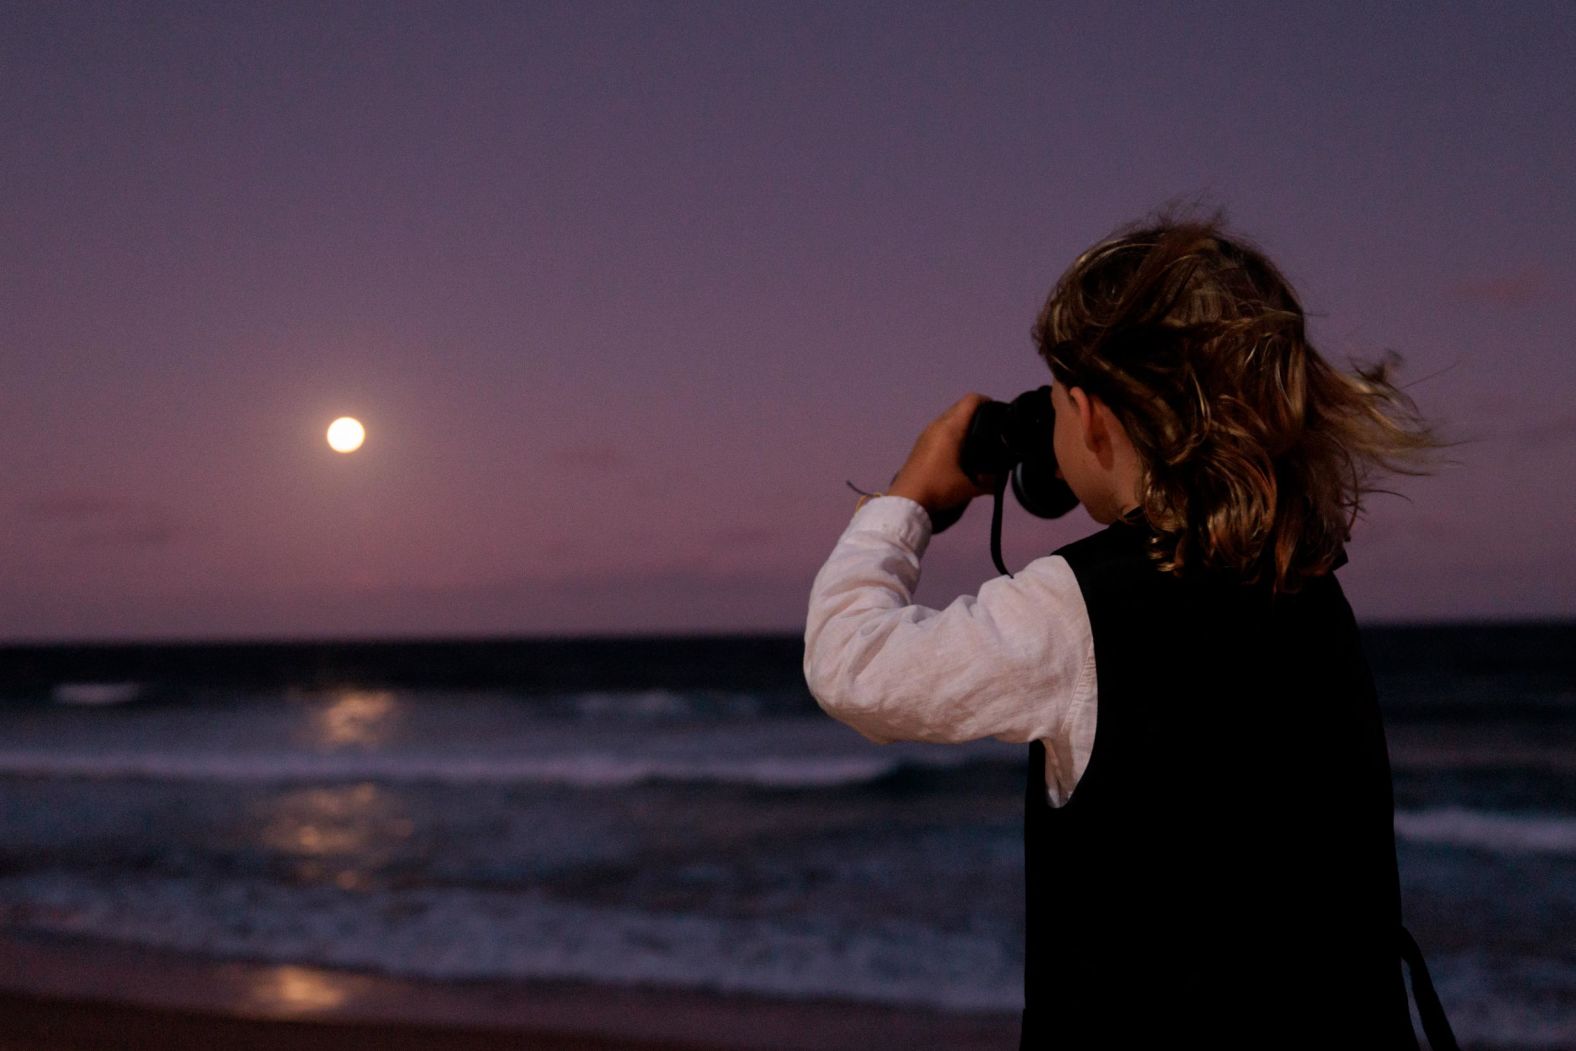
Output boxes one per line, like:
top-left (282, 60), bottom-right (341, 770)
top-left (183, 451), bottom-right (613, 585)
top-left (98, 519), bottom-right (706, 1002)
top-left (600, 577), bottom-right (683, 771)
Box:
top-left (326, 417), bottom-right (365, 453)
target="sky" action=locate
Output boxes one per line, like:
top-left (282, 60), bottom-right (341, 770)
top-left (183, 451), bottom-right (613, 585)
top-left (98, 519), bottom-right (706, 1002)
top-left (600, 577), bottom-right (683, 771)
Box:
top-left (2, 1), bottom-right (1573, 641)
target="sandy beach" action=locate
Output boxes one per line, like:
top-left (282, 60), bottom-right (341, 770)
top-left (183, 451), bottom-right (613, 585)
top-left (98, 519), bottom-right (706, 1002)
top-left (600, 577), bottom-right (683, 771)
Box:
top-left (0, 931), bottom-right (1020, 1050)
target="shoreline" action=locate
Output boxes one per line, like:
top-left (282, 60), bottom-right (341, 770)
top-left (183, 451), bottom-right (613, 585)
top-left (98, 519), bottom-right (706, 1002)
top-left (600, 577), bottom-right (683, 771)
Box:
top-left (0, 930), bottom-right (1020, 1050)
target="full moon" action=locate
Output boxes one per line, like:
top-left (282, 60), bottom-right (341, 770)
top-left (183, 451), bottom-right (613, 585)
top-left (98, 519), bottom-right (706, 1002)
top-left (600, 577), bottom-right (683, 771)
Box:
top-left (326, 417), bottom-right (366, 453)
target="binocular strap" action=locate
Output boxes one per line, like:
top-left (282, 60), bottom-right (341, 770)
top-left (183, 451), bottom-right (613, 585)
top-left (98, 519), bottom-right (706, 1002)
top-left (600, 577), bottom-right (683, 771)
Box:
top-left (989, 473), bottom-right (1013, 578)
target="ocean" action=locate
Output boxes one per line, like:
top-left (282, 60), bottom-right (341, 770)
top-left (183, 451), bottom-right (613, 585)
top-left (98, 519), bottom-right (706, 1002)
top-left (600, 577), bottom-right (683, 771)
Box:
top-left (0, 626), bottom-right (1571, 1048)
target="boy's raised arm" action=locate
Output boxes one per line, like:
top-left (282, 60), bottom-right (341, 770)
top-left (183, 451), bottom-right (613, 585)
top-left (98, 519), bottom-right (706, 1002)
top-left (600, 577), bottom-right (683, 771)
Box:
top-left (802, 494), bottom-right (1093, 748)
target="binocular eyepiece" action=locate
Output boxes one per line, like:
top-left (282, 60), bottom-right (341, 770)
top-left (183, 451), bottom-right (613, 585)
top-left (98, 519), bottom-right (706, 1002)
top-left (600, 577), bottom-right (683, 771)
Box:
top-left (935, 386), bottom-right (1080, 577)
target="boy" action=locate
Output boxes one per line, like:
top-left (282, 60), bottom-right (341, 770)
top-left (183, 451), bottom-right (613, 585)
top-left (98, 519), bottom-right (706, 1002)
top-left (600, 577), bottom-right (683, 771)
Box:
top-left (804, 215), bottom-right (1454, 1047)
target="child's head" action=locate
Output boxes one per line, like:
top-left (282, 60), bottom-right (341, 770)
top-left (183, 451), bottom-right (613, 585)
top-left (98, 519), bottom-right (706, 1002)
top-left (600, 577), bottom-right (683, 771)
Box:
top-left (1032, 208), bottom-right (1449, 593)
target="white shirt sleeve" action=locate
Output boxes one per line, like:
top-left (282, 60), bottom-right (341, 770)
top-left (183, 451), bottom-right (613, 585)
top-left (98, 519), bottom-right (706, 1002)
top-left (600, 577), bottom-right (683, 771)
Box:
top-left (802, 495), bottom-right (1098, 802)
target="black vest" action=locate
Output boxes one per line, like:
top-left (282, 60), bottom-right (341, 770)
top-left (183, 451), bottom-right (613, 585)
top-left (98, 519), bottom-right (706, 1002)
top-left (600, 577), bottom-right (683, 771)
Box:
top-left (1021, 513), bottom-right (1418, 1048)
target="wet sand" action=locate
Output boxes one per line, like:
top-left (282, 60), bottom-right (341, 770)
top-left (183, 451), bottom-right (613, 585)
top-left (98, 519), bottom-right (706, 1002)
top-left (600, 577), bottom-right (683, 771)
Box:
top-left (0, 931), bottom-right (1020, 1050)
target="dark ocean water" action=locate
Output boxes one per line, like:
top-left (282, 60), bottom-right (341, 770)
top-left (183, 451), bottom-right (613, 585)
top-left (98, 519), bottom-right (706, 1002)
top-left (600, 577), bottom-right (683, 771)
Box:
top-left (0, 625), bottom-right (1571, 1048)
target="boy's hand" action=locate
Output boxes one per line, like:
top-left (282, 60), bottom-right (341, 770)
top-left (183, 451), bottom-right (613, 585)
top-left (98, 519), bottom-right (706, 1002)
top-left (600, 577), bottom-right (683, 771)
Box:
top-left (887, 393), bottom-right (999, 520)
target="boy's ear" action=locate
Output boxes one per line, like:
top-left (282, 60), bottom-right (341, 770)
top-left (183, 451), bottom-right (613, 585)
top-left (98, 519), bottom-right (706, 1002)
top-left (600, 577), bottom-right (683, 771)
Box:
top-left (1068, 386), bottom-right (1101, 449)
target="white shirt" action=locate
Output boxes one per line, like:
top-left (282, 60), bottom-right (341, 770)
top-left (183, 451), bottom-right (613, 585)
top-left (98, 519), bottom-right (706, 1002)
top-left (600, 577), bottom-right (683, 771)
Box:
top-left (802, 494), bottom-right (1099, 808)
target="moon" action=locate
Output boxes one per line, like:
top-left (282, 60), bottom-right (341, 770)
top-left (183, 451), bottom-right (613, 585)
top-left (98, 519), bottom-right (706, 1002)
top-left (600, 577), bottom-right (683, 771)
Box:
top-left (326, 417), bottom-right (366, 454)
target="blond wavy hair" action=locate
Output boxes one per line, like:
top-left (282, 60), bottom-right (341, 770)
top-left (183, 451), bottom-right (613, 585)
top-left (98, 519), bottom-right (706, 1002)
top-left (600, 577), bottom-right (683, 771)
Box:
top-left (1034, 208), bottom-right (1456, 594)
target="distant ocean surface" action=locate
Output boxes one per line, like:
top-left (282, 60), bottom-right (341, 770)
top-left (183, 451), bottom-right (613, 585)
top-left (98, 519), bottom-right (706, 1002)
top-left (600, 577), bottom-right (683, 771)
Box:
top-left (0, 626), bottom-right (1572, 1049)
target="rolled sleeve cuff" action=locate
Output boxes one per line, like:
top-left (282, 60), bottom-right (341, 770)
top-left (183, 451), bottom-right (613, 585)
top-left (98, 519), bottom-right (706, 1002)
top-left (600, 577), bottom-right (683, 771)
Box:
top-left (844, 494), bottom-right (933, 559)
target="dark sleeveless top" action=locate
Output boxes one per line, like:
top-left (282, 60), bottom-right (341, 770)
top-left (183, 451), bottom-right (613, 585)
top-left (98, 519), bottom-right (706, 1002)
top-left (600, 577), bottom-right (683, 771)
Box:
top-left (1020, 512), bottom-right (1419, 1048)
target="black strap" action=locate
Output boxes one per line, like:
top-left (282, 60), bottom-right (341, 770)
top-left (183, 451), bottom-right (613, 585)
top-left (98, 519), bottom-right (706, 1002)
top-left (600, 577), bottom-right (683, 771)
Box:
top-left (990, 472), bottom-right (1012, 578)
top-left (1401, 926), bottom-right (1459, 1051)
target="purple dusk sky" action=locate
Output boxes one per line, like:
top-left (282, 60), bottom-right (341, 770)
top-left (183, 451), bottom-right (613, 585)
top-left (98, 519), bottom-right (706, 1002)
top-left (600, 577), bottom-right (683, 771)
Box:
top-left (2, 2), bottom-right (1573, 641)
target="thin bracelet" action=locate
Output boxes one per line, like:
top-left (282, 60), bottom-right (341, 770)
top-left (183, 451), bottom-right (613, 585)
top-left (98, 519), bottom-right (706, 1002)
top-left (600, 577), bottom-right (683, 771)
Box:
top-left (846, 480), bottom-right (884, 512)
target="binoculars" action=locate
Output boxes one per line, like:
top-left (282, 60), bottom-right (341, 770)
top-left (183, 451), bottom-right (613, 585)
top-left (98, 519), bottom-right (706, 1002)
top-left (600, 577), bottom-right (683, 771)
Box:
top-left (938, 386), bottom-right (1080, 577)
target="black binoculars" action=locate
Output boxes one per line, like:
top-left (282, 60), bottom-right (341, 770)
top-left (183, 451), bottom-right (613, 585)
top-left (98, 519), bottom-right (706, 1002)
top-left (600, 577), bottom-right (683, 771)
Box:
top-left (939, 386), bottom-right (1080, 577)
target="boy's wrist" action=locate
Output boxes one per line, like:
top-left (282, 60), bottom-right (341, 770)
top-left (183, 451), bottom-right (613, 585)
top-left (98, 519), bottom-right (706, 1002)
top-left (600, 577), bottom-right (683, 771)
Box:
top-left (886, 480), bottom-right (936, 514)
